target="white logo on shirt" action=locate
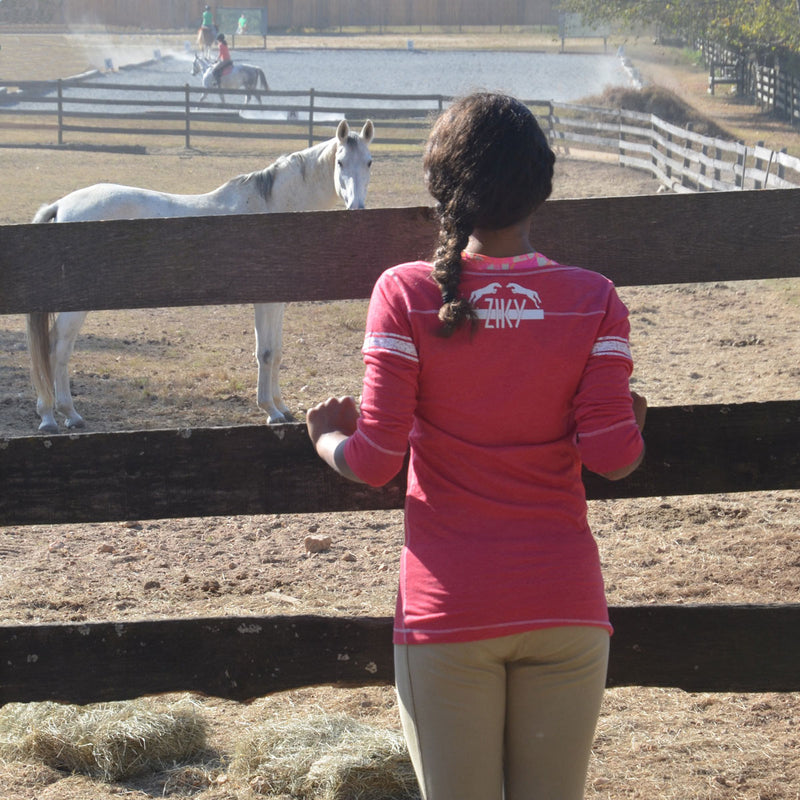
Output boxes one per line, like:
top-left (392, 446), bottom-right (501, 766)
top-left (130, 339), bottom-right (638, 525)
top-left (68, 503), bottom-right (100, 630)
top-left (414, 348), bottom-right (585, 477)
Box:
top-left (469, 281), bottom-right (544, 328)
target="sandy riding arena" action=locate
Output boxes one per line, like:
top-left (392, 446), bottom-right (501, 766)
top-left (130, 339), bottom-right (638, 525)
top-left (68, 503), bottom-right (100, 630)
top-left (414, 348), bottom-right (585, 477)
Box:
top-left (0, 31), bottom-right (799, 800)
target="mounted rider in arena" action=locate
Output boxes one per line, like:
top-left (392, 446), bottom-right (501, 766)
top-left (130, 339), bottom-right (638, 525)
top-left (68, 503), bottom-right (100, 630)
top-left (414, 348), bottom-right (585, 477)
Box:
top-left (211, 33), bottom-right (233, 87)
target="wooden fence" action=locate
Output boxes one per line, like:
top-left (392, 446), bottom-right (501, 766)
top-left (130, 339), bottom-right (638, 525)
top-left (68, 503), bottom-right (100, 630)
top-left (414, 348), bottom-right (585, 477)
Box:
top-left (2, 76), bottom-right (800, 192)
top-left (0, 77), bottom-right (453, 150)
top-left (1, 189), bottom-right (799, 705)
top-left (698, 38), bottom-right (800, 127)
top-left (552, 104), bottom-right (800, 191)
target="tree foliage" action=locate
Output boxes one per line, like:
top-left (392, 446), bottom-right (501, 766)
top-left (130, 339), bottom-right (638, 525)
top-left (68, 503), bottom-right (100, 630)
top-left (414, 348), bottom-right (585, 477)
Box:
top-left (559, 0), bottom-right (800, 51)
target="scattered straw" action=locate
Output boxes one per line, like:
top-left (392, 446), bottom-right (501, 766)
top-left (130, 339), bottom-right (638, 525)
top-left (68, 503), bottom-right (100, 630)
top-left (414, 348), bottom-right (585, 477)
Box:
top-left (0, 697), bottom-right (207, 781)
top-left (230, 712), bottom-right (419, 799)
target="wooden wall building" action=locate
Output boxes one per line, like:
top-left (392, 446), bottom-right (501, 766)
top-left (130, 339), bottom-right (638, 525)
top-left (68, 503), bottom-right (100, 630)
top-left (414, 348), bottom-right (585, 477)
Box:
top-left (0, 0), bottom-right (561, 31)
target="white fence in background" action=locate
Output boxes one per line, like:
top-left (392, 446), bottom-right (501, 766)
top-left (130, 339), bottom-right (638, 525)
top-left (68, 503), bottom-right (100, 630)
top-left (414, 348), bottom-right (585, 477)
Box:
top-left (549, 104), bottom-right (800, 192)
top-left (1, 77), bottom-right (799, 191)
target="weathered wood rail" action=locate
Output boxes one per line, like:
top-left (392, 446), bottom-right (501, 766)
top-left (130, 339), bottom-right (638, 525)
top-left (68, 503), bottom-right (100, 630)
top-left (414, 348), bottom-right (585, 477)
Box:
top-left (1, 189), bottom-right (799, 705)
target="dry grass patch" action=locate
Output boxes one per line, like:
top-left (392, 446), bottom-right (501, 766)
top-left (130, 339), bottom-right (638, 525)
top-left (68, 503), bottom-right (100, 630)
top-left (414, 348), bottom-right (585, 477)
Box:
top-left (229, 712), bottom-right (418, 799)
top-left (0, 697), bottom-right (207, 781)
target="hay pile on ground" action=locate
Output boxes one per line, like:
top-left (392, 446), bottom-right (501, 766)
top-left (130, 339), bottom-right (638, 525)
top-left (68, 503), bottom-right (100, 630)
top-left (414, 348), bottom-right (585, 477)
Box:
top-left (230, 712), bottom-right (419, 799)
top-left (0, 697), bottom-right (207, 781)
top-left (586, 85), bottom-right (731, 137)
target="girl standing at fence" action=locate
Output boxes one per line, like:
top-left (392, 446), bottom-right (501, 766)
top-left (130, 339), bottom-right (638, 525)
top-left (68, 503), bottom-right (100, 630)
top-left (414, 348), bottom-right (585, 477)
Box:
top-left (307, 91), bottom-right (646, 800)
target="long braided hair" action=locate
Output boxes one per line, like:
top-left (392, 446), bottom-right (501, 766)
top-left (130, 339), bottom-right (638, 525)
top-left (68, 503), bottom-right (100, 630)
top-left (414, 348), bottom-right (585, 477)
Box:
top-left (424, 93), bottom-right (556, 337)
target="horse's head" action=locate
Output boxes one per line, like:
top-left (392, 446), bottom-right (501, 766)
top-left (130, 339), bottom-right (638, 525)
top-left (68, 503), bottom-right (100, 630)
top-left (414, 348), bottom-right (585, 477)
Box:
top-left (191, 55), bottom-right (205, 76)
top-left (334, 119), bottom-right (374, 210)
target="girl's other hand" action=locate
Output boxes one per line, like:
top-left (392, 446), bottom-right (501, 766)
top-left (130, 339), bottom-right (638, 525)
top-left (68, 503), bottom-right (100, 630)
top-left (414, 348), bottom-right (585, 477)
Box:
top-left (306, 395), bottom-right (359, 445)
top-left (631, 391), bottom-right (647, 432)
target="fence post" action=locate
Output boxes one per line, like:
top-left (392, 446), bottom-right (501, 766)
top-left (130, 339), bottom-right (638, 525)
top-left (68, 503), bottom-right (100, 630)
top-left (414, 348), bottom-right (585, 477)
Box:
top-left (665, 129), bottom-right (673, 179)
top-left (307, 88), bottom-right (315, 148)
top-left (735, 142), bottom-right (746, 189)
top-left (650, 114), bottom-right (659, 176)
top-left (57, 79), bottom-right (64, 145)
top-left (681, 124), bottom-right (693, 190)
top-left (754, 140), bottom-right (765, 189)
top-left (700, 143), bottom-right (709, 188)
top-left (793, 72), bottom-right (800, 126)
top-left (778, 147), bottom-right (788, 182)
top-left (184, 84), bottom-right (191, 149)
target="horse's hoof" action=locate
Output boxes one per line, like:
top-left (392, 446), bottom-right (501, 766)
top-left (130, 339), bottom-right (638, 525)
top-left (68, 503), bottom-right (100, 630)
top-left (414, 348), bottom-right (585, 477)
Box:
top-left (65, 417), bottom-right (86, 430)
top-left (265, 408), bottom-right (292, 424)
top-left (38, 420), bottom-right (59, 434)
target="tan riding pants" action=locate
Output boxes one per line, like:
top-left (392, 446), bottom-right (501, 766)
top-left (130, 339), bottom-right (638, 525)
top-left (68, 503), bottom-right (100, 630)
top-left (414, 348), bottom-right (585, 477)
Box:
top-left (395, 626), bottom-right (609, 800)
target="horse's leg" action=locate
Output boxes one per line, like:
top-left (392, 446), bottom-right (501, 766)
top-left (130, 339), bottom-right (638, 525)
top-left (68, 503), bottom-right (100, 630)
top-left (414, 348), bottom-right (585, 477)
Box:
top-left (253, 302), bottom-right (292, 423)
top-left (268, 303), bottom-right (293, 421)
top-left (199, 74), bottom-right (211, 103)
top-left (51, 311), bottom-right (88, 430)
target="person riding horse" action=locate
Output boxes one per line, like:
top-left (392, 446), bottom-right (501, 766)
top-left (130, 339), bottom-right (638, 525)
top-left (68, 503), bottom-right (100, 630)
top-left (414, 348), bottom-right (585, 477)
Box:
top-left (201, 4), bottom-right (215, 34)
top-left (197, 4), bottom-right (217, 56)
top-left (198, 6), bottom-right (217, 46)
top-left (211, 33), bottom-right (233, 87)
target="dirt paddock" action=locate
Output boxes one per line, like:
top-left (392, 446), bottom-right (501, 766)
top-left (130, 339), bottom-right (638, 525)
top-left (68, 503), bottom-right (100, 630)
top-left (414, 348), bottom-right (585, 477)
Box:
top-left (1, 31), bottom-right (799, 800)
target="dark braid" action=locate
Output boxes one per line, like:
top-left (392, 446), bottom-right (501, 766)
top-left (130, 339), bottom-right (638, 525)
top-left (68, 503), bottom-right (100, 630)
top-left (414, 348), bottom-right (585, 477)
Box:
top-left (423, 92), bottom-right (556, 337)
top-left (431, 207), bottom-right (476, 337)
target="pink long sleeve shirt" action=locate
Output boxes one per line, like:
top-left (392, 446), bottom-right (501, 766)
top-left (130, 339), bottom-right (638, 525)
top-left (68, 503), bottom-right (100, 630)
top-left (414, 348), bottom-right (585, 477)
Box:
top-left (343, 251), bottom-right (644, 645)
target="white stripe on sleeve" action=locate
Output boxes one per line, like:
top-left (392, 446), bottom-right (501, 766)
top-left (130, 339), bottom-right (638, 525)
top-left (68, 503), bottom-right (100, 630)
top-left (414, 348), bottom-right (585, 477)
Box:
top-left (363, 332), bottom-right (418, 363)
top-left (590, 336), bottom-right (632, 360)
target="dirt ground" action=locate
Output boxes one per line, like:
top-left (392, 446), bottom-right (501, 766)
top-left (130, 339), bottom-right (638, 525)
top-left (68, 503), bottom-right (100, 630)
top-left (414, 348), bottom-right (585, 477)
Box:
top-left (1, 31), bottom-right (799, 800)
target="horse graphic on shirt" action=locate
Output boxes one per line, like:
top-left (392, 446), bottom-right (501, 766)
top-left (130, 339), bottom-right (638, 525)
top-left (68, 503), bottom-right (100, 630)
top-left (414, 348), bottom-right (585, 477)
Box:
top-left (469, 281), bottom-right (545, 328)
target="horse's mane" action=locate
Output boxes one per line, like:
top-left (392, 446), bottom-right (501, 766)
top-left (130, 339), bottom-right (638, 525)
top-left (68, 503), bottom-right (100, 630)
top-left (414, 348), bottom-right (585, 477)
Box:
top-left (230, 145), bottom-right (326, 202)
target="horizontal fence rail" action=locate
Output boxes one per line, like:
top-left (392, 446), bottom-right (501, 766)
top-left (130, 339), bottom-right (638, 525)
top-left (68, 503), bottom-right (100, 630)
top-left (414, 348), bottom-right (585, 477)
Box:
top-left (1, 402), bottom-right (798, 526)
top-left (1, 191), bottom-right (799, 704)
top-left (3, 190), bottom-right (800, 316)
top-left (3, 605), bottom-right (799, 705)
top-left (2, 73), bottom-right (799, 190)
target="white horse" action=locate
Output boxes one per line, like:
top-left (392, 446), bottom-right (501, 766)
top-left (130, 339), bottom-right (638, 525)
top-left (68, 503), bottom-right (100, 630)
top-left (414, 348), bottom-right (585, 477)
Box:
top-left (192, 54), bottom-right (269, 104)
top-left (27, 119), bottom-right (374, 434)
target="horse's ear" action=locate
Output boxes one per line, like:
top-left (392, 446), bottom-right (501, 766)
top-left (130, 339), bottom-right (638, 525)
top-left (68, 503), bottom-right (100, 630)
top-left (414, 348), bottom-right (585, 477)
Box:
top-left (336, 119), bottom-right (350, 144)
top-left (360, 119), bottom-right (374, 144)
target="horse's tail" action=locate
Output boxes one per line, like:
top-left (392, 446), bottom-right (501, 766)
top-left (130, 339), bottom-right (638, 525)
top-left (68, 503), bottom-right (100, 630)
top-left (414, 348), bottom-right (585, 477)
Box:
top-left (258, 68), bottom-right (270, 91)
top-left (27, 312), bottom-right (55, 413)
top-left (33, 201), bottom-right (59, 224)
top-left (27, 203), bottom-right (59, 410)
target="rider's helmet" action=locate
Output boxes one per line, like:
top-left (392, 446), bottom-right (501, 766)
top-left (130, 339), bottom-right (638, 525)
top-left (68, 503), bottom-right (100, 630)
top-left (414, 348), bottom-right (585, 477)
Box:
top-left (205, 5), bottom-right (210, 9)
top-left (217, 33), bottom-right (226, 42)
